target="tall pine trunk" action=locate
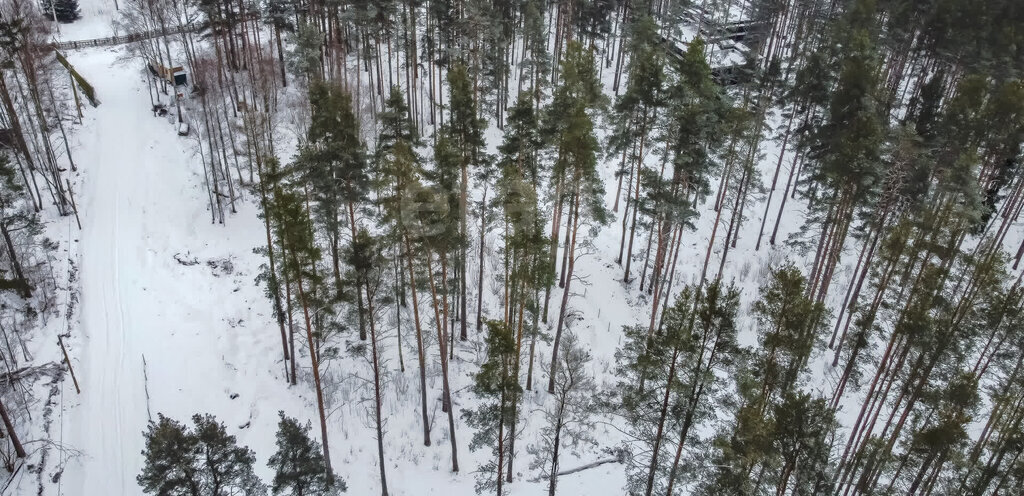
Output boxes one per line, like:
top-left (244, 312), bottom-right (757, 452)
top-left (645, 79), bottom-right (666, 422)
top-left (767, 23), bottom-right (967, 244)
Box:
top-left (404, 235), bottom-right (431, 446)
top-left (365, 282), bottom-right (389, 496)
top-left (426, 250), bottom-right (460, 472)
top-left (548, 187), bottom-right (580, 393)
top-left (295, 271), bottom-right (333, 481)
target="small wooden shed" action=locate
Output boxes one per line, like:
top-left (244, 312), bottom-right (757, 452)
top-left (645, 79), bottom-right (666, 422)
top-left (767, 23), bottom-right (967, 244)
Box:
top-left (148, 60), bottom-right (188, 86)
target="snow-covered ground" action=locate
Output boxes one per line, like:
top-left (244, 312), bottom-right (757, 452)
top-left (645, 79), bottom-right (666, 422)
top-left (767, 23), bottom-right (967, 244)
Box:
top-left (48, 0), bottom-right (118, 42)
top-left (14, 1), bottom-right (849, 495)
top-left (50, 46), bottom-right (288, 494)
top-left (40, 43), bottom-right (635, 494)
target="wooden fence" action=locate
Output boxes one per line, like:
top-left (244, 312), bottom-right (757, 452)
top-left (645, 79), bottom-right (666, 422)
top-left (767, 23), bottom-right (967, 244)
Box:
top-left (54, 50), bottom-right (100, 107)
top-left (52, 24), bottom-right (198, 50)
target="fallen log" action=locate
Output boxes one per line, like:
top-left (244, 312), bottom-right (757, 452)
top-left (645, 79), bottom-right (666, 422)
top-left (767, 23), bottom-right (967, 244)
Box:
top-left (0, 362), bottom-right (63, 386)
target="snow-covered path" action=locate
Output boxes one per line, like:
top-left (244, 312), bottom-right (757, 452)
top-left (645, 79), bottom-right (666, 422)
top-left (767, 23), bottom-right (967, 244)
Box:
top-left (59, 47), bottom-right (283, 495)
top-left (66, 48), bottom-right (164, 495)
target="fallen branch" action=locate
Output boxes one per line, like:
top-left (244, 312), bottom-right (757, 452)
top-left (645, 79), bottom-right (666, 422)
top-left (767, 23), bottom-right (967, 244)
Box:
top-left (0, 459), bottom-right (23, 492)
top-left (528, 454), bottom-right (626, 483)
top-left (174, 253), bottom-right (199, 266)
top-left (0, 363), bottom-right (63, 386)
top-left (556, 456), bottom-right (623, 477)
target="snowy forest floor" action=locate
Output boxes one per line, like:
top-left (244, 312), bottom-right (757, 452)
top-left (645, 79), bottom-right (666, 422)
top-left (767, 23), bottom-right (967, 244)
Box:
top-left (8, 1), bottom-right (991, 495)
top-left (27, 47), bottom-right (744, 496)
top-left (38, 44), bottom-right (632, 495)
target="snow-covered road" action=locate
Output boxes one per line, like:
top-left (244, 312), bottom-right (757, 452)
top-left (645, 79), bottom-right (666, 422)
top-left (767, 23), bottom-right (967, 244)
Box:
top-left (59, 47), bottom-right (282, 495)
top-left (66, 48), bottom-right (161, 494)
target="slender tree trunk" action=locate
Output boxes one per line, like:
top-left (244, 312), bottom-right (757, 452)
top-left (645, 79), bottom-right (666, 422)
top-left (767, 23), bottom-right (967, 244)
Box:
top-left (612, 145), bottom-right (629, 212)
top-left (617, 139), bottom-right (638, 264)
top-left (426, 250), bottom-right (460, 472)
top-left (404, 235), bottom-right (431, 446)
top-left (505, 283), bottom-right (528, 483)
top-left (644, 345), bottom-right (681, 496)
top-left (543, 178), bottom-right (564, 322)
top-left (348, 201), bottom-right (368, 341)
top-left (495, 381), bottom-right (507, 496)
top-left (477, 188), bottom-right (488, 331)
top-left (623, 136), bottom-right (644, 282)
top-left (558, 190), bottom-right (575, 288)
top-left (756, 112), bottom-right (794, 250)
top-left (275, 26), bottom-right (287, 87)
top-left (460, 162), bottom-right (469, 341)
top-left (283, 269), bottom-right (297, 386)
top-left (526, 287), bottom-right (540, 390)
top-left (295, 272), bottom-right (333, 481)
top-left (256, 171), bottom-right (289, 381)
top-left (0, 395), bottom-right (25, 458)
top-left (548, 189), bottom-right (580, 394)
top-left (365, 282), bottom-right (389, 496)
top-left (770, 151), bottom-right (803, 245)
top-left (0, 223), bottom-right (28, 297)
top-left (548, 417), bottom-right (563, 496)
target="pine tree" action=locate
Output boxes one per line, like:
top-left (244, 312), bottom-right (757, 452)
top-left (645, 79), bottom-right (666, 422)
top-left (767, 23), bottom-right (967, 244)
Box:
top-left (701, 389), bottom-right (835, 495)
top-left (826, 57), bottom-right (1012, 491)
top-left (263, 0), bottom-right (295, 86)
top-left (802, 0), bottom-right (885, 303)
top-left (272, 184), bottom-right (334, 480)
top-left (138, 414), bottom-right (266, 496)
top-left (464, 320), bottom-right (521, 495)
top-left (541, 38), bottom-right (604, 321)
top-left (957, 288), bottom-right (1024, 495)
top-left (41, 0), bottom-right (80, 23)
top-left (491, 92), bottom-right (553, 482)
top-left (375, 87), bottom-right (432, 447)
top-left (254, 156), bottom-right (293, 384)
top-left (299, 81), bottom-right (370, 340)
top-left (494, 93), bottom-right (549, 367)
top-left (518, 0), bottom-right (549, 104)
top-left (444, 62), bottom-right (486, 342)
top-left (612, 281), bottom-right (740, 496)
top-left (700, 267), bottom-right (831, 495)
top-left (345, 229), bottom-right (390, 496)
top-left (545, 41), bottom-right (607, 395)
top-left (647, 37), bottom-right (730, 331)
top-left (192, 414), bottom-right (266, 495)
top-left (608, 15), bottom-right (664, 283)
top-left (471, 151), bottom-right (498, 338)
top-left (418, 130), bottom-right (462, 473)
top-left (529, 332), bottom-right (596, 496)
top-left (287, 22), bottom-right (323, 82)
top-left (375, 87), bottom-right (416, 163)
top-left (697, 378), bottom-right (774, 496)
top-left (268, 412), bottom-right (345, 495)
top-left (466, 0), bottom-right (511, 125)
top-left (896, 372), bottom-right (978, 493)
top-left (751, 265), bottom-right (828, 404)
top-left (138, 415), bottom-right (203, 496)
top-left (772, 392), bottom-right (835, 494)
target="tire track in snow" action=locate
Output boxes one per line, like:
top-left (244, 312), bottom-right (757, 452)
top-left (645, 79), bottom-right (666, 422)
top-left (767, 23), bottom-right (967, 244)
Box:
top-left (63, 47), bottom-right (155, 495)
top-left (60, 45), bottom-right (271, 495)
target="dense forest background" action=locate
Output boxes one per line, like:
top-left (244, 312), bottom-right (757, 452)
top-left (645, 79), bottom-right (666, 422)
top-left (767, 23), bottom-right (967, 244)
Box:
top-left (0, 0), bottom-right (1023, 494)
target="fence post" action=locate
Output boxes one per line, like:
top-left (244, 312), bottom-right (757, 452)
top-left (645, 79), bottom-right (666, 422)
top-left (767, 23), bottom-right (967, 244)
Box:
top-left (59, 336), bottom-right (81, 394)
